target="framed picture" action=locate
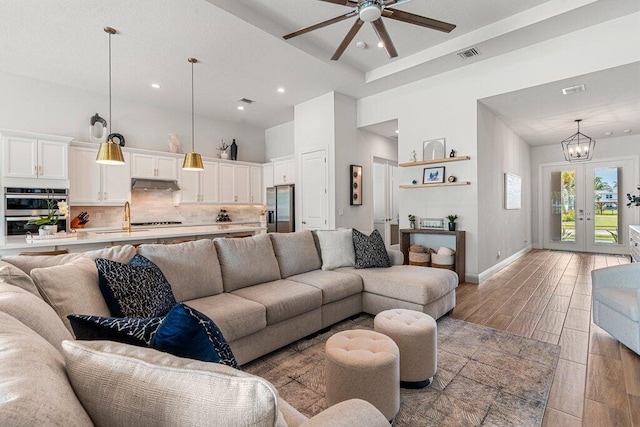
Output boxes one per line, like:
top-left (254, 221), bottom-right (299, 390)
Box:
top-left (423, 166), bottom-right (445, 184)
top-left (423, 138), bottom-right (446, 161)
top-left (350, 165), bottom-right (362, 206)
top-left (504, 173), bottom-right (522, 209)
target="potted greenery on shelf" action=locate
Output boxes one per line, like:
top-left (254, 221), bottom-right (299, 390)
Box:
top-left (447, 214), bottom-right (458, 231)
top-left (408, 214), bottom-right (416, 229)
top-left (27, 195), bottom-right (68, 236)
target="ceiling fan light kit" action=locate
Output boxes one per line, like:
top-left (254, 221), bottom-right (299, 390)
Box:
top-left (561, 119), bottom-right (596, 163)
top-left (283, 0), bottom-right (456, 61)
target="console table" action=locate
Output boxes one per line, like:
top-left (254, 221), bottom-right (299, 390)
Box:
top-left (400, 229), bottom-right (466, 282)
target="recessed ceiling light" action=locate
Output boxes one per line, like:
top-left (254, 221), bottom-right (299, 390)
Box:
top-left (604, 132), bottom-right (613, 136)
top-left (377, 41), bottom-right (384, 48)
top-left (151, 83), bottom-right (161, 89)
top-left (277, 87), bottom-right (285, 93)
top-left (624, 129), bottom-right (632, 133)
top-left (237, 105), bottom-right (245, 111)
top-left (395, 129), bottom-right (399, 134)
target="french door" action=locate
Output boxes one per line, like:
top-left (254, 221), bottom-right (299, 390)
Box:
top-left (541, 158), bottom-right (637, 254)
top-left (372, 158), bottom-right (399, 247)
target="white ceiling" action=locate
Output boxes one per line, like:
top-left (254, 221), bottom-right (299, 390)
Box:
top-left (1, 0), bottom-right (639, 137)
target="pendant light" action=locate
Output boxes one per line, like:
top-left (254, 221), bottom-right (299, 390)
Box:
top-left (182, 58), bottom-right (204, 170)
top-left (96, 27), bottom-right (125, 165)
top-left (561, 119), bottom-right (595, 163)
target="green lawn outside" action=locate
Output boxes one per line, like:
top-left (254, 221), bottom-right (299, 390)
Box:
top-left (562, 214), bottom-right (619, 243)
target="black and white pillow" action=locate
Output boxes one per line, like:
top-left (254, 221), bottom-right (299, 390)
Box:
top-left (68, 314), bottom-right (163, 347)
top-left (96, 254), bottom-right (177, 318)
top-left (352, 229), bottom-right (392, 269)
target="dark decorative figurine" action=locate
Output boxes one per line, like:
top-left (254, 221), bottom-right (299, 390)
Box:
top-left (449, 149), bottom-right (456, 158)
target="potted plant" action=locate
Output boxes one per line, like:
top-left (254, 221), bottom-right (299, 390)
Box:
top-left (27, 196), bottom-right (68, 236)
top-left (447, 214), bottom-right (458, 231)
top-left (408, 214), bottom-right (416, 229)
top-left (218, 140), bottom-right (230, 159)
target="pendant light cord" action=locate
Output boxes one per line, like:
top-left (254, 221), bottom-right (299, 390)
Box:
top-left (109, 31), bottom-right (112, 136)
top-left (191, 59), bottom-right (195, 152)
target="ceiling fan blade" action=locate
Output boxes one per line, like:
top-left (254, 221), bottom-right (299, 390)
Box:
top-left (320, 0), bottom-right (359, 6)
top-left (382, 8), bottom-right (456, 33)
top-left (371, 18), bottom-right (398, 58)
top-left (382, 0), bottom-right (413, 6)
top-left (331, 18), bottom-right (364, 60)
top-left (284, 10), bottom-right (357, 40)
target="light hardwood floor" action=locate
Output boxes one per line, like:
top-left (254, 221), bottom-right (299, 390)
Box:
top-left (451, 249), bottom-right (640, 426)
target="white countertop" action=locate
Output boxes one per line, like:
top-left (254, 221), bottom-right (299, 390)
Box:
top-left (0, 224), bottom-right (265, 250)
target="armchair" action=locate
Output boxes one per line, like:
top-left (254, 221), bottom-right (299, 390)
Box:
top-left (591, 263), bottom-right (640, 355)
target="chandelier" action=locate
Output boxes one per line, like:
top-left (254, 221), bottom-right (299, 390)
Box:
top-left (561, 119), bottom-right (595, 163)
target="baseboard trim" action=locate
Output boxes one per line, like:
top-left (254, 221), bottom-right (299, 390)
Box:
top-left (465, 245), bottom-right (533, 284)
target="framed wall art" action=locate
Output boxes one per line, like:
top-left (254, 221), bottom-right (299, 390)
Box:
top-left (423, 137), bottom-right (446, 161)
top-left (350, 165), bottom-right (362, 206)
top-left (423, 166), bottom-right (445, 184)
top-left (504, 172), bottom-right (522, 209)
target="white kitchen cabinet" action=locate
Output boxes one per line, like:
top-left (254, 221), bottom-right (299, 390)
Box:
top-left (263, 163), bottom-right (274, 189)
top-left (219, 163), bottom-right (250, 204)
top-left (179, 160), bottom-right (218, 204)
top-left (2, 133), bottom-right (69, 180)
top-left (70, 145), bottom-right (130, 205)
top-left (250, 166), bottom-right (262, 204)
top-left (131, 153), bottom-right (178, 180)
top-left (273, 157), bottom-right (295, 185)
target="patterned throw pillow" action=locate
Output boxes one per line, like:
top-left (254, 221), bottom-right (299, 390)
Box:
top-left (95, 254), bottom-right (177, 318)
top-left (352, 229), bottom-right (392, 269)
top-left (151, 303), bottom-right (237, 368)
top-left (67, 314), bottom-right (164, 347)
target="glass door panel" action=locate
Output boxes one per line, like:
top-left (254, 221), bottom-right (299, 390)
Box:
top-left (544, 166), bottom-right (583, 251)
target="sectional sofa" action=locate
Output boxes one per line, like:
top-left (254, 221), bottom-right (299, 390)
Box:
top-left (0, 230), bottom-right (458, 425)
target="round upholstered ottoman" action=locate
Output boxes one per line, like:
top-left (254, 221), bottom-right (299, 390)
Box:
top-left (374, 309), bottom-right (437, 388)
top-left (325, 329), bottom-right (400, 421)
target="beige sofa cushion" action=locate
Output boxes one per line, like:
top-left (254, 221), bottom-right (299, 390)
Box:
top-left (0, 312), bottom-right (93, 426)
top-left (337, 265), bottom-right (458, 306)
top-left (185, 293), bottom-right (267, 342)
top-left (232, 279), bottom-right (322, 325)
top-left (215, 234), bottom-right (281, 292)
top-left (30, 256), bottom-right (110, 332)
top-left (0, 260), bottom-right (41, 297)
top-left (137, 240), bottom-right (224, 301)
top-left (0, 283), bottom-right (72, 352)
top-left (269, 231), bottom-right (322, 278)
top-left (288, 269), bottom-right (363, 304)
top-left (316, 229), bottom-right (355, 270)
top-left (2, 252), bottom-right (83, 275)
top-left (62, 340), bottom-right (286, 427)
top-left (84, 244), bottom-right (137, 263)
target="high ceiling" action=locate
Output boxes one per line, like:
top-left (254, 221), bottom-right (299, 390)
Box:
top-left (1, 0), bottom-right (639, 142)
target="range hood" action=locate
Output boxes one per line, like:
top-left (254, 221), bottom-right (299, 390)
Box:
top-left (131, 178), bottom-right (181, 192)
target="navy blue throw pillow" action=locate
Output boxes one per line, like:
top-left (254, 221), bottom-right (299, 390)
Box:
top-left (67, 314), bottom-right (163, 347)
top-left (95, 254), bottom-right (177, 318)
top-left (150, 303), bottom-right (237, 368)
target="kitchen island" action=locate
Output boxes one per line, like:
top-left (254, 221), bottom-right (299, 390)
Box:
top-left (0, 224), bottom-right (265, 256)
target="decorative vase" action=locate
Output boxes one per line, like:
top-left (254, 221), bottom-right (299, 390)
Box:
top-left (39, 225), bottom-right (57, 236)
top-left (410, 222), bottom-right (416, 229)
top-left (220, 150), bottom-right (229, 160)
top-left (448, 222), bottom-right (456, 231)
top-left (230, 139), bottom-right (238, 160)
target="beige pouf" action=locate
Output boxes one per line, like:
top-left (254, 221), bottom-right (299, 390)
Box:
top-left (374, 309), bottom-right (437, 389)
top-left (325, 329), bottom-right (400, 421)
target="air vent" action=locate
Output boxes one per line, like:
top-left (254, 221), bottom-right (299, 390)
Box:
top-left (238, 98), bottom-right (255, 105)
top-left (457, 47), bottom-right (480, 59)
top-left (562, 84), bottom-right (586, 95)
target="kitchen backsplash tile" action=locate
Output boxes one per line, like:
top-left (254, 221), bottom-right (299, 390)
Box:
top-left (70, 190), bottom-right (264, 228)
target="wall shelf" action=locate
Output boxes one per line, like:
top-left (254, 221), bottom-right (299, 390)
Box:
top-left (399, 155), bottom-right (470, 168)
top-left (399, 181), bottom-right (470, 189)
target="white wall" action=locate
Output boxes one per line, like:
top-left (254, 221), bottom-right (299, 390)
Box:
top-left (265, 121), bottom-right (294, 160)
top-left (530, 134), bottom-right (640, 248)
top-left (357, 12), bottom-right (640, 280)
top-left (0, 71), bottom-right (266, 163)
top-left (477, 103), bottom-right (531, 275)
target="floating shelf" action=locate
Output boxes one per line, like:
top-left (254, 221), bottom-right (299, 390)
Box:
top-left (399, 155), bottom-right (470, 167)
top-left (399, 181), bottom-right (470, 189)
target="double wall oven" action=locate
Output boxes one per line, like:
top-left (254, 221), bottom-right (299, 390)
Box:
top-left (4, 187), bottom-right (69, 236)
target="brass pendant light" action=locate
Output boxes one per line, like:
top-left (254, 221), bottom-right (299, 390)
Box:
top-left (182, 58), bottom-right (204, 171)
top-left (96, 27), bottom-right (125, 165)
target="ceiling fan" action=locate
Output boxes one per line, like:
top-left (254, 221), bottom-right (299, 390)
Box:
top-left (283, 0), bottom-right (456, 61)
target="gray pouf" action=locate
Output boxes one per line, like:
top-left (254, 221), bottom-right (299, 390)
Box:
top-left (374, 309), bottom-right (437, 388)
top-left (325, 329), bottom-right (400, 421)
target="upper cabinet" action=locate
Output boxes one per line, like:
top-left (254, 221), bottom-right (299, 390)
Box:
top-left (1, 131), bottom-right (71, 181)
top-left (69, 144), bottom-right (130, 205)
top-left (131, 152), bottom-right (178, 180)
top-left (250, 166), bottom-right (262, 204)
top-left (218, 162), bottom-right (262, 204)
top-left (272, 156), bottom-right (295, 185)
top-left (179, 160), bottom-right (218, 204)
top-left (263, 163), bottom-right (274, 189)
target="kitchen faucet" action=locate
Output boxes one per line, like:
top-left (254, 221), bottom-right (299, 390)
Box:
top-left (123, 201), bottom-right (131, 232)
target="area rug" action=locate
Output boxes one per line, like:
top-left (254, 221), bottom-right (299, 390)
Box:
top-left (242, 314), bottom-right (561, 426)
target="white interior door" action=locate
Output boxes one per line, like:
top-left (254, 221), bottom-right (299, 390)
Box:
top-left (542, 158), bottom-right (637, 254)
top-left (372, 158), bottom-right (399, 247)
top-left (301, 149), bottom-right (328, 230)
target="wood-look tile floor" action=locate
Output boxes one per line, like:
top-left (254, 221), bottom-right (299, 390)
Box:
top-left (451, 249), bottom-right (640, 426)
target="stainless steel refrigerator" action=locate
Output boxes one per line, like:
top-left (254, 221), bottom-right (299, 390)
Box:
top-left (266, 185), bottom-right (295, 233)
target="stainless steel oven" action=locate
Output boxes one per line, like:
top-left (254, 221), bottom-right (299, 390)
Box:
top-left (4, 187), bottom-right (69, 235)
